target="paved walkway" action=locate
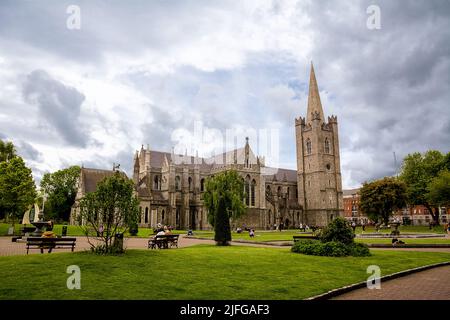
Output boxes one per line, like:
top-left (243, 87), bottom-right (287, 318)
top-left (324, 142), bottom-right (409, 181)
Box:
top-left (332, 265), bottom-right (450, 300)
top-left (0, 235), bottom-right (288, 256)
top-left (1, 235), bottom-right (450, 256)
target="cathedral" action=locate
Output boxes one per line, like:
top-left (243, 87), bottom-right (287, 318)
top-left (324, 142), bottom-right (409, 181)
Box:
top-left (70, 64), bottom-right (343, 229)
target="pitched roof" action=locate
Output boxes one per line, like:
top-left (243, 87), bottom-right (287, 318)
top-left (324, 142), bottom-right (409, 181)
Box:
top-left (81, 168), bottom-right (128, 193)
top-left (148, 150), bottom-right (214, 171)
top-left (262, 167), bottom-right (297, 183)
top-left (343, 188), bottom-right (360, 196)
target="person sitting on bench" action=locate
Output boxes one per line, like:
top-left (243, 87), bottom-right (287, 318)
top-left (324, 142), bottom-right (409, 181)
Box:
top-left (392, 238), bottom-right (405, 245)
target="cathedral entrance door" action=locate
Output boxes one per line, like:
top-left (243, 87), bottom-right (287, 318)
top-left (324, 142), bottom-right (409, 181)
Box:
top-left (190, 207), bottom-right (197, 230)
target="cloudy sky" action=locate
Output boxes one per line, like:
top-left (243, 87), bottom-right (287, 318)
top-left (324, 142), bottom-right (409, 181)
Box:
top-left (0, 0), bottom-right (449, 188)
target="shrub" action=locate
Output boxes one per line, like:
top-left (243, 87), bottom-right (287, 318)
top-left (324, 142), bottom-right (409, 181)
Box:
top-left (291, 239), bottom-right (318, 255)
top-left (348, 242), bottom-right (371, 257)
top-left (321, 241), bottom-right (350, 257)
top-left (291, 239), bottom-right (371, 257)
top-left (319, 217), bottom-right (355, 245)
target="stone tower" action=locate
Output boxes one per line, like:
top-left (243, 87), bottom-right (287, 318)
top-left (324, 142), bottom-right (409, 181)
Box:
top-left (295, 63), bottom-right (343, 226)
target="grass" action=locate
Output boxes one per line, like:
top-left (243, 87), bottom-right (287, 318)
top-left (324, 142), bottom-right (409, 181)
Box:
top-left (194, 230), bottom-right (450, 244)
top-left (355, 238), bottom-right (450, 245)
top-left (193, 230), bottom-right (306, 242)
top-left (354, 225), bottom-right (446, 234)
top-left (0, 245), bottom-right (449, 300)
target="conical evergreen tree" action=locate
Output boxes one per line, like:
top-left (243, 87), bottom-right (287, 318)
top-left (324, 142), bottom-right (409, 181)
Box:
top-left (214, 197), bottom-right (231, 246)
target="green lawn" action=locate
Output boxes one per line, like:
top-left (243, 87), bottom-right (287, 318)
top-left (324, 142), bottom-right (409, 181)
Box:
top-left (194, 230), bottom-right (305, 242)
top-left (355, 238), bottom-right (450, 245)
top-left (354, 225), bottom-right (446, 234)
top-left (0, 246), bottom-right (449, 300)
top-left (194, 230), bottom-right (450, 245)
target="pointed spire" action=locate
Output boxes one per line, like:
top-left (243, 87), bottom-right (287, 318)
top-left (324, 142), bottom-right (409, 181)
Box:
top-left (306, 62), bottom-right (325, 124)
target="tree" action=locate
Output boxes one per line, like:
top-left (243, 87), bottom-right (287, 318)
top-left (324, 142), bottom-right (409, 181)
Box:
top-left (40, 166), bottom-right (80, 222)
top-left (359, 177), bottom-right (407, 225)
top-left (0, 157), bottom-right (37, 229)
top-left (203, 170), bottom-right (246, 246)
top-left (0, 139), bottom-right (16, 163)
top-left (427, 170), bottom-right (450, 207)
top-left (399, 150), bottom-right (447, 225)
top-left (319, 217), bottom-right (355, 245)
top-left (78, 171), bottom-right (139, 254)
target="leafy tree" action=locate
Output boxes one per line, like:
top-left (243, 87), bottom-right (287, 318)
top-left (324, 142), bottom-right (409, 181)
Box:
top-left (427, 170), bottom-right (450, 207)
top-left (0, 157), bottom-right (36, 229)
top-left (0, 139), bottom-right (18, 219)
top-left (359, 177), bottom-right (407, 226)
top-left (203, 170), bottom-right (246, 246)
top-left (0, 139), bottom-right (16, 162)
top-left (319, 217), bottom-right (354, 245)
top-left (78, 171), bottom-right (139, 254)
top-left (399, 150), bottom-right (447, 225)
top-left (40, 166), bottom-right (80, 222)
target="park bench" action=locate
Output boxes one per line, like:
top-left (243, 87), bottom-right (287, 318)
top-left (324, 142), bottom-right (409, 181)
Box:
top-left (148, 234), bottom-right (179, 249)
top-left (26, 237), bottom-right (76, 254)
top-left (293, 235), bottom-right (319, 242)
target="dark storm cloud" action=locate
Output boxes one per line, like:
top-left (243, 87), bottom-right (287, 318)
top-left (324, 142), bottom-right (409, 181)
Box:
top-left (79, 147), bottom-right (134, 177)
top-left (22, 69), bottom-right (88, 147)
top-left (304, 0), bottom-right (450, 185)
top-left (1, 0), bottom-right (449, 188)
top-left (16, 140), bottom-right (43, 162)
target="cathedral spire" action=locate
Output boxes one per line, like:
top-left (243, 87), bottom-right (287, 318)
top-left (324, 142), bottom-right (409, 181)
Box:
top-left (306, 62), bottom-right (325, 124)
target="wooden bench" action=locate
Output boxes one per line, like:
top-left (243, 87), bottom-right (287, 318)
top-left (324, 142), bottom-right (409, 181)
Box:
top-left (293, 235), bottom-right (319, 242)
top-left (26, 237), bottom-right (77, 254)
top-left (148, 234), bottom-right (179, 249)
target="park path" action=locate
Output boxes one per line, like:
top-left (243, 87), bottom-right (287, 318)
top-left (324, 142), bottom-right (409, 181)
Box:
top-left (0, 235), bottom-right (288, 257)
top-left (332, 265), bottom-right (450, 300)
top-left (1, 235), bottom-right (450, 257)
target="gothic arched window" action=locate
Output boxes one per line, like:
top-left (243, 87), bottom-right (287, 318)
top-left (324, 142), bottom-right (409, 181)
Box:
top-left (188, 177), bottom-right (193, 191)
top-left (245, 175), bottom-right (251, 206)
top-left (153, 175), bottom-right (161, 190)
top-left (306, 138), bottom-right (312, 155)
top-left (324, 138), bottom-right (330, 154)
top-left (251, 179), bottom-right (256, 206)
top-left (200, 178), bottom-right (205, 192)
top-left (175, 176), bottom-right (181, 191)
top-left (145, 207), bottom-right (149, 224)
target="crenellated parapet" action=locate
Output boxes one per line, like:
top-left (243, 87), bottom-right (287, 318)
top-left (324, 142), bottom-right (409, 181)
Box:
top-left (295, 117), bottom-right (306, 127)
top-left (328, 115), bottom-right (338, 124)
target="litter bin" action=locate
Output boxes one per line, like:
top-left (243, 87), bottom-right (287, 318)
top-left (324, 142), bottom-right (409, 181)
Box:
top-left (62, 225), bottom-right (68, 237)
top-left (113, 233), bottom-right (124, 252)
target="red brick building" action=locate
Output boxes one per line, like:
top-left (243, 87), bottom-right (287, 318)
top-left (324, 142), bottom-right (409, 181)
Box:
top-left (343, 188), bottom-right (448, 225)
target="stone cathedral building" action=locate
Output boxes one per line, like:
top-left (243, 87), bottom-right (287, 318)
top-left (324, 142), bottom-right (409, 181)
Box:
top-left (70, 64), bottom-right (343, 229)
